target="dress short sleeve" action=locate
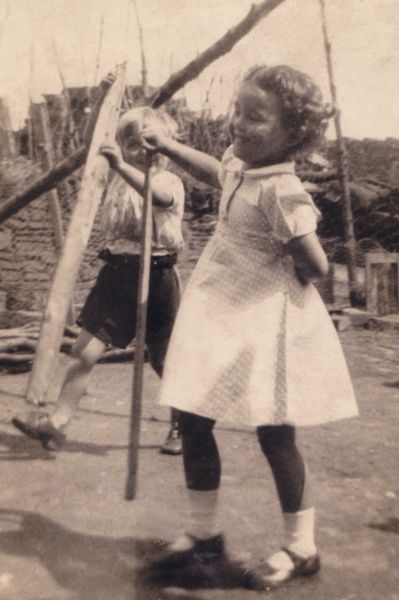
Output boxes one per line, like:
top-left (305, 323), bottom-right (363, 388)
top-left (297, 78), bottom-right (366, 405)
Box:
top-left (259, 174), bottom-right (321, 243)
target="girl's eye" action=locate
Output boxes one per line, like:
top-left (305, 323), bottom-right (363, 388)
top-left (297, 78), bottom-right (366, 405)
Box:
top-left (249, 113), bottom-right (262, 121)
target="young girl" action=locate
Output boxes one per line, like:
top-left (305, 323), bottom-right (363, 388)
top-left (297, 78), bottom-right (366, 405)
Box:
top-left (12, 106), bottom-right (185, 456)
top-left (140, 65), bottom-right (358, 586)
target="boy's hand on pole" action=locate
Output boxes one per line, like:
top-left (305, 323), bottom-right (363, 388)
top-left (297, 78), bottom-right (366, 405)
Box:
top-left (99, 143), bottom-right (124, 169)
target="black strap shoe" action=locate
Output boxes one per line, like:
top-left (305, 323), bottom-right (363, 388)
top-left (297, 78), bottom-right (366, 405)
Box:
top-left (12, 412), bottom-right (66, 451)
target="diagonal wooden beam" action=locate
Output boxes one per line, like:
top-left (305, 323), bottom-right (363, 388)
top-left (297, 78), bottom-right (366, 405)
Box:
top-left (152, 0), bottom-right (288, 108)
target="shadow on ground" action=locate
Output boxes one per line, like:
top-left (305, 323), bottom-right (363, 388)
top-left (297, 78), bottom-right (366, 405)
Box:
top-left (0, 509), bottom-right (257, 599)
top-left (139, 554), bottom-right (255, 592)
top-left (0, 429), bottom-right (159, 459)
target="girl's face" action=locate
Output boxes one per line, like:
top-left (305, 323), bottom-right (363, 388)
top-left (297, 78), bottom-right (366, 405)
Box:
top-left (119, 120), bottom-right (147, 169)
top-left (229, 83), bottom-right (291, 168)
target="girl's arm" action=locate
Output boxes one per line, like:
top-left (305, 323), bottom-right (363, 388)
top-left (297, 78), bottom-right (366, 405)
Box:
top-left (99, 144), bottom-right (173, 208)
top-left (287, 232), bottom-right (329, 284)
top-left (141, 127), bottom-right (222, 190)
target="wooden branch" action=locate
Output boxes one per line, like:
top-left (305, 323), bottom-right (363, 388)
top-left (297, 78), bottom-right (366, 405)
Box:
top-left (0, 336), bottom-right (74, 353)
top-left (0, 352), bottom-right (34, 364)
top-left (151, 0), bottom-right (287, 107)
top-left (132, 0), bottom-right (149, 98)
top-left (25, 65), bottom-right (126, 405)
top-left (0, 338), bottom-right (37, 353)
top-left (34, 101), bottom-right (76, 326)
top-left (0, 146), bottom-right (87, 225)
top-left (319, 0), bottom-right (361, 306)
top-left (0, 327), bottom-right (39, 339)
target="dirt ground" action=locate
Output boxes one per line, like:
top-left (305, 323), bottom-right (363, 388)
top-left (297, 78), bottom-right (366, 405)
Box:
top-left (0, 324), bottom-right (398, 600)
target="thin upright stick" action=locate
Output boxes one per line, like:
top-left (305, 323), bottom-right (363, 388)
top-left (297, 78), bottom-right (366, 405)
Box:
top-left (319, 0), bottom-right (361, 305)
top-left (125, 151), bottom-right (153, 501)
top-left (35, 101), bottom-right (76, 325)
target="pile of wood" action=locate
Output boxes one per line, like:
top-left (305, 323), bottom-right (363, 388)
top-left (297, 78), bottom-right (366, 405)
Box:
top-left (0, 323), bottom-right (135, 371)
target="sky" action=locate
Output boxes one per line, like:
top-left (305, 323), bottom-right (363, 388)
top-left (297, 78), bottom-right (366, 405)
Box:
top-left (0, 0), bottom-right (398, 140)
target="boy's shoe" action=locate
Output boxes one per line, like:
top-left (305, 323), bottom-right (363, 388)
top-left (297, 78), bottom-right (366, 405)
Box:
top-left (244, 547), bottom-right (321, 590)
top-left (152, 533), bottom-right (226, 569)
top-left (159, 426), bottom-right (182, 455)
top-left (12, 411), bottom-right (66, 451)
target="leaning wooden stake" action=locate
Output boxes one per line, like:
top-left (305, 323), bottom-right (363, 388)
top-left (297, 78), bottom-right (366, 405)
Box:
top-left (125, 152), bottom-right (153, 501)
top-left (25, 65), bottom-right (126, 406)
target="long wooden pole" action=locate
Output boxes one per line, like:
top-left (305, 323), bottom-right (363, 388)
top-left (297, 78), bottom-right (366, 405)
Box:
top-left (25, 65), bottom-right (126, 406)
top-left (125, 152), bottom-right (153, 501)
top-left (319, 0), bottom-right (362, 306)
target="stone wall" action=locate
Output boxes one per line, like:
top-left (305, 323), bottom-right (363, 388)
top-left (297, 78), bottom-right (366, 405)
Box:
top-left (0, 159), bottom-right (105, 324)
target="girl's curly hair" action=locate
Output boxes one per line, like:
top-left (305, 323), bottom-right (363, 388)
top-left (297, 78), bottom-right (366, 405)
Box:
top-left (243, 65), bottom-right (334, 157)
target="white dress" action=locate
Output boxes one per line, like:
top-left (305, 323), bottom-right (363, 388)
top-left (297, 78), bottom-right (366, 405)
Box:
top-left (159, 147), bottom-right (358, 427)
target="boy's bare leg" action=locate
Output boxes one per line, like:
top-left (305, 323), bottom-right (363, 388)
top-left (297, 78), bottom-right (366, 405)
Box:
top-left (147, 339), bottom-right (182, 455)
top-left (51, 330), bottom-right (106, 429)
top-left (12, 329), bottom-right (105, 450)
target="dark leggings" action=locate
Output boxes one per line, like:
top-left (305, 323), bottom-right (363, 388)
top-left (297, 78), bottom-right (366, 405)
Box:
top-left (178, 411), bottom-right (305, 513)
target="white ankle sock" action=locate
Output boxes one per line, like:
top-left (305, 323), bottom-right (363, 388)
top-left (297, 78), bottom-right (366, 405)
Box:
top-left (186, 489), bottom-right (220, 540)
top-left (282, 507), bottom-right (317, 558)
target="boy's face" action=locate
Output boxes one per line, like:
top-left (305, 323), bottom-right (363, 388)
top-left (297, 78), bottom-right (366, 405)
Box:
top-left (228, 83), bottom-right (291, 168)
top-left (119, 121), bottom-right (147, 169)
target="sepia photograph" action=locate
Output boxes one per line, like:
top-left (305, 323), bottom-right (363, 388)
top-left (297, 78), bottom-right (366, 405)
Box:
top-left (0, 1), bottom-right (398, 598)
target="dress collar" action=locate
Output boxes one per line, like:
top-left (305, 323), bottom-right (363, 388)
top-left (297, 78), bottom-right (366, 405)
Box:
top-left (223, 145), bottom-right (295, 178)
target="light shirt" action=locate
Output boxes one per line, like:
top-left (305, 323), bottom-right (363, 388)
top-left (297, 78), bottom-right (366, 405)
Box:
top-left (101, 170), bottom-right (185, 255)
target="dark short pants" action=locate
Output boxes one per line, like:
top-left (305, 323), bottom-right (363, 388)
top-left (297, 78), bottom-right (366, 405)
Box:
top-left (77, 249), bottom-right (180, 348)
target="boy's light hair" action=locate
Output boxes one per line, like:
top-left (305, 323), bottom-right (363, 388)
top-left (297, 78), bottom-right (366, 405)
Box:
top-left (117, 106), bottom-right (178, 142)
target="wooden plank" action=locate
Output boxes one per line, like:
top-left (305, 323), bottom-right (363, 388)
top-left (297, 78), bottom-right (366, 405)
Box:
top-left (366, 252), bottom-right (399, 315)
top-left (25, 65), bottom-right (126, 406)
